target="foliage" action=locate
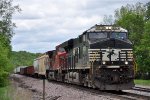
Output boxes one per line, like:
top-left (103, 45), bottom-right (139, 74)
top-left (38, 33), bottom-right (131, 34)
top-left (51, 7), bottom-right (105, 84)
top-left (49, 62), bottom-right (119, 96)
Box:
top-left (114, 2), bottom-right (150, 79)
top-left (0, 0), bottom-right (20, 87)
top-left (0, 70), bottom-right (9, 87)
top-left (135, 21), bottom-right (150, 79)
top-left (103, 15), bottom-right (114, 25)
top-left (10, 51), bottom-right (40, 68)
top-left (0, 34), bottom-right (11, 87)
top-left (0, 0), bottom-right (39, 87)
top-left (115, 2), bottom-right (145, 45)
top-left (0, 0), bottom-right (21, 39)
top-left (146, 2), bottom-right (150, 21)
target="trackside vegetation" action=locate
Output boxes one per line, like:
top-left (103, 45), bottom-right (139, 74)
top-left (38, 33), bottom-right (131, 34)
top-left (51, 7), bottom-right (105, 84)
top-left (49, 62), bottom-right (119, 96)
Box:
top-left (134, 80), bottom-right (150, 86)
top-left (0, 86), bottom-right (10, 100)
top-left (114, 2), bottom-right (150, 79)
top-left (10, 51), bottom-right (40, 68)
top-left (0, 0), bottom-right (20, 87)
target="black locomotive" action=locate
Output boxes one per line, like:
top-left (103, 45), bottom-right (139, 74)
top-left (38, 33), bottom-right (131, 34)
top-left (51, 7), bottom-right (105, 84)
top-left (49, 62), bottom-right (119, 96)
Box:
top-left (33, 24), bottom-right (135, 90)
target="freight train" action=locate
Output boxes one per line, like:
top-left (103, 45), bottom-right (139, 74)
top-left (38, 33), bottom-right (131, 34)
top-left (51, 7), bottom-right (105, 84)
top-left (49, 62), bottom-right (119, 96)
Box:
top-left (15, 25), bottom-right (135, 90)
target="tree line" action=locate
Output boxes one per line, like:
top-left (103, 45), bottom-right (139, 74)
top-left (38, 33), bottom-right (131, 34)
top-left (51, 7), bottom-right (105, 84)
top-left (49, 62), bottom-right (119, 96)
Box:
top-left (10, 51), bottom-right (40, 68)
top-left (0, 0), bottom-right (20, 87)
top-left (114, 2), bottom-right (150, 79)
top-left (0, 0), bottom-right (40, 87)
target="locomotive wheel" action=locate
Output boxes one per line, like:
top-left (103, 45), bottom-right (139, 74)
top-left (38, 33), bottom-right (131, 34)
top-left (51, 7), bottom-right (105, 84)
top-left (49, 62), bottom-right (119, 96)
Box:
top-left (84, 81), bottom-right (88, 87)
top-left (92, 83), bottom-right (96, 89)
top-left (88, 81), bottom-right (92, 88)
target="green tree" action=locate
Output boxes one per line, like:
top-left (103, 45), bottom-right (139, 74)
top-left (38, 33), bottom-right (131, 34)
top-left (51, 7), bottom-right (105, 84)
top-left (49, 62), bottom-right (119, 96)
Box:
top-left (146, 2), bottom-right (150, 21)
top-left (103, 15), bottom-right (114, 25)
top-left (135, 21), bottom-right (150, 77)
top-left (115, 3), bottom-right (145, 45)
top-left (114, 2), bottom-right (150, 79)
top-left (0, 35), bottom-right (10, 86)
top-left (0, 0), bottom-right (20, 87)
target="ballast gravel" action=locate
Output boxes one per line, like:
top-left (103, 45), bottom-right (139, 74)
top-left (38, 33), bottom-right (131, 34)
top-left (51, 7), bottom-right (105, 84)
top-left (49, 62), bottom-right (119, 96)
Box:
top-left (11, 74), bottom-right (119, 100)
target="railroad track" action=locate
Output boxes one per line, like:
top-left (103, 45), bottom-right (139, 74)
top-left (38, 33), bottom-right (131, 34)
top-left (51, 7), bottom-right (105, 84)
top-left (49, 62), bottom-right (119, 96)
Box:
top-left (15, 75), bottom-right (150, 100)
top-left (48, 80), bottom-right (150, 100)
top-left (132, 86), bottom-right (150, 92)
top-left (112, 91), bottom-right (150, 100)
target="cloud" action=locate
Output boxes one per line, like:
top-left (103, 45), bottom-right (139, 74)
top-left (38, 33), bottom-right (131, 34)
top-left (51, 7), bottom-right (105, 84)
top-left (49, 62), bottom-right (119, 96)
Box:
top-left (12, 0), bottom-right (148, 53)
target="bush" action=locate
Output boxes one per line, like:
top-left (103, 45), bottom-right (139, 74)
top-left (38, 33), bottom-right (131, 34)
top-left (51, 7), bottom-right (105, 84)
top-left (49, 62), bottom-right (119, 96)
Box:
top-left (135, 71), bottom-right (150, 80)
top-left (0, 70), bottom-right (9, 87)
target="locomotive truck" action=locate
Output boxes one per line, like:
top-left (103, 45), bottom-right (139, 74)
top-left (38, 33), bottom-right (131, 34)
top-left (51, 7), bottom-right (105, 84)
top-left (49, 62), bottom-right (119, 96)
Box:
top-left (34, 24), bottom-right (135, 90)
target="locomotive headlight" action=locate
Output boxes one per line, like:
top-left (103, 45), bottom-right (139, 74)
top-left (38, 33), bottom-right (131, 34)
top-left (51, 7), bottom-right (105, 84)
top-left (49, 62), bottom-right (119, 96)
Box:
top-left (125, 61), bottom-right (128, 65)
top-left (102, 61), bottom-right (106, 64)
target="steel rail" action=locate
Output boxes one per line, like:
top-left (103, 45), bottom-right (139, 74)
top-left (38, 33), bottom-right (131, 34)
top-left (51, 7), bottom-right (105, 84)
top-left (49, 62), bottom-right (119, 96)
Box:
top-left (132, 86), bottom-right (150, 92)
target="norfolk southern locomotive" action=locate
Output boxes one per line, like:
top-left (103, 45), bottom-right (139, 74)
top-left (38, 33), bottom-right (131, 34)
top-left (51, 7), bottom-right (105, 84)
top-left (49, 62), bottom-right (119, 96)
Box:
top-left (30, 25), bottom-right (135, 90)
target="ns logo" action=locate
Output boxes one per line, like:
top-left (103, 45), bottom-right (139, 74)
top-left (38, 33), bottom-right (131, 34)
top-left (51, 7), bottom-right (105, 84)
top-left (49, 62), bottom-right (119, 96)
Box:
top-left (107, 49), bottom-right (116, 59)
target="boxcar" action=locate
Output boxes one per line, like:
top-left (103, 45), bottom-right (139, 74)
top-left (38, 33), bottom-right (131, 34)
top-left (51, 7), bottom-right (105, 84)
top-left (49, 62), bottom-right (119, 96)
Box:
top-left (20, 67), bottom-right (26, 75)
top-left (14, 66), bottom-right (27, 74)
top-left (26, 66), bottom-right (34, 76)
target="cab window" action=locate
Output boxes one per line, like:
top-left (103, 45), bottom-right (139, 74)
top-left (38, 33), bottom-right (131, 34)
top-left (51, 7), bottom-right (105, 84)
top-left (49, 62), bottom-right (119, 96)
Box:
top-left (110, 32), bottom-right (127, 39)
top-left (88, 32), bottom-right (107, 39)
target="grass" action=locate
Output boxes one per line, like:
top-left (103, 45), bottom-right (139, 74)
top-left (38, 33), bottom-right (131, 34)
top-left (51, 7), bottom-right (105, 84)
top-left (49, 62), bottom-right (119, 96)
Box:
top-left (0, 86), bottom-right (11, 100)
top-left (134, 79), bottom-right (150, 86)
top-left (0, 82), bottom-right (32, 100)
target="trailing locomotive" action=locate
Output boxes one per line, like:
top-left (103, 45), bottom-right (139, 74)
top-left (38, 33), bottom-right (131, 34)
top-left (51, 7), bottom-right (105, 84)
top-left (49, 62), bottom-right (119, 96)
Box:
top-left (34, 25), bottom-right (135, 90)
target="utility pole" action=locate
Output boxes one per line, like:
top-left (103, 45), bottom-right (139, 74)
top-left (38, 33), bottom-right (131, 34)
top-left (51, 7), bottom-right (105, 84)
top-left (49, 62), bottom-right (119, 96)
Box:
top-left (42, 75), bottom-right (46, 100)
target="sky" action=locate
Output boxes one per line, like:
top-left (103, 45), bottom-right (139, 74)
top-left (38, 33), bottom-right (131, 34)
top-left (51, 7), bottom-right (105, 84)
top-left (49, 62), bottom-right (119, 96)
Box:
top-left (12, 0), bottom-right (148, 53)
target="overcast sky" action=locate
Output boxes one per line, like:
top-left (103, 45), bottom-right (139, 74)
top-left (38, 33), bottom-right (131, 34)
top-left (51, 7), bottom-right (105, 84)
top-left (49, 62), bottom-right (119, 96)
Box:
top-left (12, 0), bottom-right (148, 53)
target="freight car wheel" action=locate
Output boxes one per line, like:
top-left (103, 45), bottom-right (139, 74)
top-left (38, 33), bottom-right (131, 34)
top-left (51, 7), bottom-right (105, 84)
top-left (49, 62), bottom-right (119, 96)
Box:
top-left (84, 81), bottom-right (88, 87)
top-left (34, 73), bottom-right (38, 78)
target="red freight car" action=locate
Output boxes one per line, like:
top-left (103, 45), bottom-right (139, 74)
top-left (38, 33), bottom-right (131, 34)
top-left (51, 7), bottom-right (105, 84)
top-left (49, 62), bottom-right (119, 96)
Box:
top-left (26, 66), bottom-right (34, 76)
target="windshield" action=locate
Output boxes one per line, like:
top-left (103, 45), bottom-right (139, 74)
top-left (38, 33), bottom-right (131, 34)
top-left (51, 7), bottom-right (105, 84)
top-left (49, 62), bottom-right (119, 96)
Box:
top-left (110, 32), bottom-right (127, 39)
top-left (88, 32), bottom-right (107, 39)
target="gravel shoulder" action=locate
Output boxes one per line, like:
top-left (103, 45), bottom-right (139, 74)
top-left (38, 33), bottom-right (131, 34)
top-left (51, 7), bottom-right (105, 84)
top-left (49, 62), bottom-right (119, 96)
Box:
top-left (10, 74), bottom-right (120, 100)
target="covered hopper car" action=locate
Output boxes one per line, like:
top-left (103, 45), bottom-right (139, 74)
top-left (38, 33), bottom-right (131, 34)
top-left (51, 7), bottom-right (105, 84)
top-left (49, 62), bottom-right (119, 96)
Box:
top-left (33, 53), bottom-right (50, 77)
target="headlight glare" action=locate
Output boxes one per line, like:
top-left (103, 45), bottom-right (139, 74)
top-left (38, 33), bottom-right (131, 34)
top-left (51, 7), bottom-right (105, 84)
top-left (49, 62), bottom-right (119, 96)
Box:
top-left (125, 61), bottom-right (128, 65)
top-left (102, 61), bottom-right (106, 64)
